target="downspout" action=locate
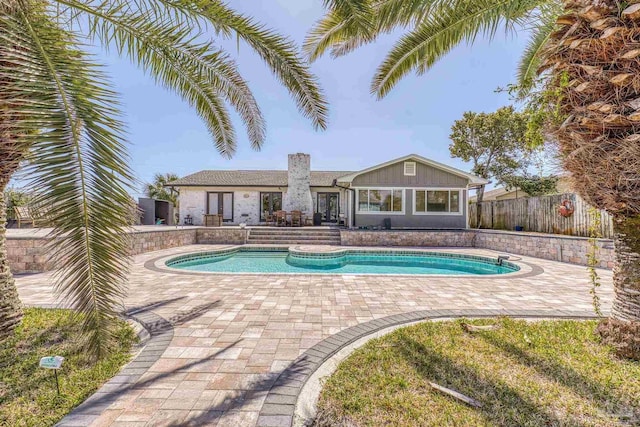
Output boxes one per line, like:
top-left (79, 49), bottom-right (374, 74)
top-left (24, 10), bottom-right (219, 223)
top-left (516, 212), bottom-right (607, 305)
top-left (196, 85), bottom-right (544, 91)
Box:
top-left (332, 179), bottom-right (356, 228)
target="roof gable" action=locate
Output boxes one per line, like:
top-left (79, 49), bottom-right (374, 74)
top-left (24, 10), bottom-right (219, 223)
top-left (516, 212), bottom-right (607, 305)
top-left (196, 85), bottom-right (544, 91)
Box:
top-left (337, 154), bottom-right (488, 186)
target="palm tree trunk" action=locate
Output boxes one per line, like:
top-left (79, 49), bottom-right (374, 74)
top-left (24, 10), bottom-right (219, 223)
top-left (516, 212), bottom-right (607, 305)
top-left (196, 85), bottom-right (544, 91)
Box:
top-left (0, 180), bottom-right (23, 341)
top-left (611, 215), bottom-right (640, 323)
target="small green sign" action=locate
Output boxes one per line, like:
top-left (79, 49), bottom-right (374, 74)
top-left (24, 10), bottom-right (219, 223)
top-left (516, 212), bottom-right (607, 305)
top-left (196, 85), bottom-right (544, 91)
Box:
top-left (39, 356), bottom-right (64, 370)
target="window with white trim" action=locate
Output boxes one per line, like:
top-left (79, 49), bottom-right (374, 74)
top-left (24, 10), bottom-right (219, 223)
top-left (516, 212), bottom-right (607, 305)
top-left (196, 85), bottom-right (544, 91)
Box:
top-left (404, 161), bottom-right (416, 176)
top-left (358, 189), bottom-right (403, 212)
top-left (414, 189), bottom-right (461, 213)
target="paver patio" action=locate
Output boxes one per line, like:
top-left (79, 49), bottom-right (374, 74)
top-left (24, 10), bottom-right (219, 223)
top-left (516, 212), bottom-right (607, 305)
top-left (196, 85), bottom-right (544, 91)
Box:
top-left (14, 245), bottom-right (614, 427)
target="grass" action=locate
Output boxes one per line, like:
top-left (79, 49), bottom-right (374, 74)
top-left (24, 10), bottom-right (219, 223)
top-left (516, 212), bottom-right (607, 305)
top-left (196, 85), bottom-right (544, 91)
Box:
top-left (0, 308), bottom-right (137, 427)
top-left (315, 318), bottom-right (640, 427)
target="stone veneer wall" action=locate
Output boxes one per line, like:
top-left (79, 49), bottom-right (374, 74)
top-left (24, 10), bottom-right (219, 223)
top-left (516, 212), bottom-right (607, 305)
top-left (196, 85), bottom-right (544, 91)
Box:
top-left (8, 227), bottom-right (615, 273)
top-left (7, 228), bottom-right (198, 274)
top-left (340, 229), bottom-right (615, 269)
top-left (129, 229), bottom-right (198, 255)
top-left (340, 230), bottom-right (475, 248)
top-left (6, 238), bottom-right (56, 274)
top-left (196, 228), bottom-right (247, 244)
top-left (473, 230), bottom-right (615, 269)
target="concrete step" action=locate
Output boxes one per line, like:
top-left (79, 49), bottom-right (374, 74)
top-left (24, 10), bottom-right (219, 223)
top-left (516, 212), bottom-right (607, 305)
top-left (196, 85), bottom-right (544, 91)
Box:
top-left (248, 235), bottom-right (340, 241)
top-left (247, 228), bottom-right (341, 246)
top-left (246, 239), bottom-right (341, 245)
top-left (249, 234), bottom-right (340, 239)
top-left (248, 229), bottom-right (340, 236)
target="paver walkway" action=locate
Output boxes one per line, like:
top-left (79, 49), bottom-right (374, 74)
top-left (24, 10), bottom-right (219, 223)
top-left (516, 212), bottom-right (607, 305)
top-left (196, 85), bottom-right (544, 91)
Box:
top-left (14, 245), bottom-right (614, 426)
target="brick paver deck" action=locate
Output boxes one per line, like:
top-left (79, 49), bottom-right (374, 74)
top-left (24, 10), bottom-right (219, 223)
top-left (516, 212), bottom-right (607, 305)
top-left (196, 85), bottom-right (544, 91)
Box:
top-left (14, 245), bottom-right (614, 427)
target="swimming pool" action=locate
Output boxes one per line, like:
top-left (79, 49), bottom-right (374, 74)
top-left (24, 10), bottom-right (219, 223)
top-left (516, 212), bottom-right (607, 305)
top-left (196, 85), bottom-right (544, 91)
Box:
top-left (165, 249), bottom-right (519, 275)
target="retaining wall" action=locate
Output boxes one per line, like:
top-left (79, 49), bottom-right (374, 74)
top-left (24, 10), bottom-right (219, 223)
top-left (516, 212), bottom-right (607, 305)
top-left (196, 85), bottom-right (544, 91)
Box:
top-left (340, 230), bottom-right (475, 248)
top-left (474, 229), bottom-right (615, 269)
top-left (7, 226), bottom-right (615, 273)
top-left (7, 228), bottom-right (197, 274)
top-left (196, 228), bottom-right (247, 245)
top-left (340, 229), bottom-right (615, 269)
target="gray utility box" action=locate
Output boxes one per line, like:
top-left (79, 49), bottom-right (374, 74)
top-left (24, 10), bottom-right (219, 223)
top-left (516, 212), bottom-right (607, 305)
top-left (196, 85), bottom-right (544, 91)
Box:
top-left (138, 198), bottom-right (174, 226)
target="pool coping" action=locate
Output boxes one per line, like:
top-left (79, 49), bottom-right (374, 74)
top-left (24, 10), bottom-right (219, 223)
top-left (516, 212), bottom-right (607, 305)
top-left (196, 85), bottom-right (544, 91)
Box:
top-left (145, 245), bottom-right (542, 279)
top-left (256, 309), bottom-right (602, 427)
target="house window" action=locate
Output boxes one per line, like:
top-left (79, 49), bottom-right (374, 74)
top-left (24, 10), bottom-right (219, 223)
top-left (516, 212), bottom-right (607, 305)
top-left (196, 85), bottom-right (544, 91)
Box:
top-left (414, 189), bottom-right (462, 214)
top-left (260, 192), bottom-right (282, 220)
top-left (404, 161), bottom-right (416, 176)
top-left (357, 189), bottom-right (404, 213)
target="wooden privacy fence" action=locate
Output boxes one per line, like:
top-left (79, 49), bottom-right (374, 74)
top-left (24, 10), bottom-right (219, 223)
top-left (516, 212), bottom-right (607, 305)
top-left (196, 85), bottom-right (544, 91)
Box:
top-left (469, 193), bottom-right (614, 238)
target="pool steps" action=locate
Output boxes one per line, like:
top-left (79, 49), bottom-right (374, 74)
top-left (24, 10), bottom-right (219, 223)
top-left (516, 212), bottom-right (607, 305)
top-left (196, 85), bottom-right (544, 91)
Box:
top-left (246, 228), bottom-right (341, 245)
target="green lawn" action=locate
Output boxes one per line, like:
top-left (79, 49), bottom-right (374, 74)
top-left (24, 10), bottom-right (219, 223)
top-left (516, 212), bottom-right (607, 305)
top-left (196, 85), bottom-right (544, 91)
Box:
top-left (315, 318), bottom-right (640, 427)
top-left (0, 308), bottom-right (137, 427)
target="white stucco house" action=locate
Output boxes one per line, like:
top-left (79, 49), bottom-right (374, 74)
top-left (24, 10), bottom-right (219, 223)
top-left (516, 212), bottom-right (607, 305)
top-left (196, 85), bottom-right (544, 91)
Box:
top-left (169, 153), bottom-right (487, 229)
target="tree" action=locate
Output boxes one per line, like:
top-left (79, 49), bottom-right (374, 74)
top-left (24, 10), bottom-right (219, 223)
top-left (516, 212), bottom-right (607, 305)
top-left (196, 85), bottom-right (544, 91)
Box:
top-left (145, 173), bottom-right (179, 207)
top-left (540, 0), bottom-right (640, 358)
top-left (311, 0), bottom-right (640, 358)
top-left (504, 174), bottom-right (558, 197)
top-left (3, 187), bottom-right (31, 221)
top-left (449, 106), bottom-right (531, 225)
top-left (1, 0), bottom-right (327, 358)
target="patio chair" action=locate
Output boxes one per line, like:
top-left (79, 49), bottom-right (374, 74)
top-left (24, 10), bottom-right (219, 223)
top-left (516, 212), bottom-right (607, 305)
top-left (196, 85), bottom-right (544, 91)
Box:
top-left (291, 210), bottom-right (302, 227)
top-left (275, 210), bottom-right (287, 227)
top-left (264, 210), bottom-right (275, 226)
top-left (14, 206), bottom-right (38, 228)
top-left (338, 213), bottom-right (347, 227)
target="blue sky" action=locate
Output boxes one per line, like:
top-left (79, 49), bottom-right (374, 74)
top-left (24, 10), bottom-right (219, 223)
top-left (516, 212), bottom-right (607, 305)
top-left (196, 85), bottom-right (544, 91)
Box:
top-left (94, 1), bottom-right (529, 197)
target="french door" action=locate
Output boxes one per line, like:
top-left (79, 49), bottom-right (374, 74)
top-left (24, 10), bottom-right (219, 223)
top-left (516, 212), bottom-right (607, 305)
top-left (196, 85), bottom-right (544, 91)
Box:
top-left (260, 192), bottom-right (282, 220)
top-left (207, 192), bottom-right (234, 222)
top-left (317, 193), bottom-right (339, 222)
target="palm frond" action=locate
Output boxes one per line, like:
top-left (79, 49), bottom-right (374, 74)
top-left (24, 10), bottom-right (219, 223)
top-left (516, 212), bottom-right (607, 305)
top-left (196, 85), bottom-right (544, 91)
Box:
top-left (188, 0), bottom-right (329, 131)
top-left (376, 0), bottom-right (441, 30)
top-left (324, 0), bottom-right (372, 18)
top-left (55, 0), bottom-right (262, 156)
top-left (323, 0), bottom-right (374, 36)
top-left (372, 0), bottom-right (542, 98)
top-left (516, 7), bottom-right (558, 95)
top-left (305, 0), bottom-right (443, 62)
top-left (6, 3), bottom-right (134, 358)
top-left (305, 7), bottom-right (383, 61)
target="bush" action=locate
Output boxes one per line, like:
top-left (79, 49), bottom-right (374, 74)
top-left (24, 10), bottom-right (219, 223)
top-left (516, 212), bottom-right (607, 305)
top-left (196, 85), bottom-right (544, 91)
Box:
top-left (597, 318), bottom-right (640, 361)
top-left (4, 188), bottom-right (31, 221)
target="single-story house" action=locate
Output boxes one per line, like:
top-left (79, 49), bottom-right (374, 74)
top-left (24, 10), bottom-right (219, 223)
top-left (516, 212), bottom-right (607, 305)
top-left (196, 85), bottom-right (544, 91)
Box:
top-left (469, 176), bottom-right (573, 202)
top-left (469, 186), bottom-right (528, 202)
top-left (169, 153), bottom-right (487, 228)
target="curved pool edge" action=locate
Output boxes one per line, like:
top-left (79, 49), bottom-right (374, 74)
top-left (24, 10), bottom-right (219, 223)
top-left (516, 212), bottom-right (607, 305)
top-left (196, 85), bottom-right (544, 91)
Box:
top-left (148, 245), bottom-right (535, 278)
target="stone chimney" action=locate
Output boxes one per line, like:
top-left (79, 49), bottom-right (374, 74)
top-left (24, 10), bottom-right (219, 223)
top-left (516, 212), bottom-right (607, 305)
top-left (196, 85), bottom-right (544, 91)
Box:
top-left (283, 153), bottom-right (313, 213)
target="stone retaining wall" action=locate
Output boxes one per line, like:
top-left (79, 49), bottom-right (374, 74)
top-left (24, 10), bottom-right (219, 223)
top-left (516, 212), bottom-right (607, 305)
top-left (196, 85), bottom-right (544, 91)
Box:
top-left (130, 229), bottom-right (198, 255)
top-left (6, 238), bottom-right (55, 274)
top-left (196, 228), bottom-right (247, 245)
top-left (340, 230), bottom-right (475, 248)
top-left (8, 228), bottom-right (197, 274)
top-left (340, 229), bottom-right (615, 269)
top-left (473, 230), bottom-right (615, 269)
top-left (7, 227), bottom-right (615, 273)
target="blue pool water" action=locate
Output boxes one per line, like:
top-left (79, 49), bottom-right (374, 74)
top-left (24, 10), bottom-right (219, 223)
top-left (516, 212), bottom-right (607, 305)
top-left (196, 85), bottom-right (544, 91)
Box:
top-left (167, 250), bottom-right (518, 275)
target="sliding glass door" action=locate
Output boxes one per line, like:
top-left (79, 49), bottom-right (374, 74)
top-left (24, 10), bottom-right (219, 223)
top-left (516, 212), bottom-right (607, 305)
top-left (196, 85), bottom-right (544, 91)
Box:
top-left (207, 192), bottom-right (234, 222)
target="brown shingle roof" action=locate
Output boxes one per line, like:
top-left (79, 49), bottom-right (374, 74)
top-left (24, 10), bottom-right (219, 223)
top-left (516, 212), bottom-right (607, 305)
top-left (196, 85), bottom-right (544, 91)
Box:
top-left (169, 170), bottom-right (354, 187)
